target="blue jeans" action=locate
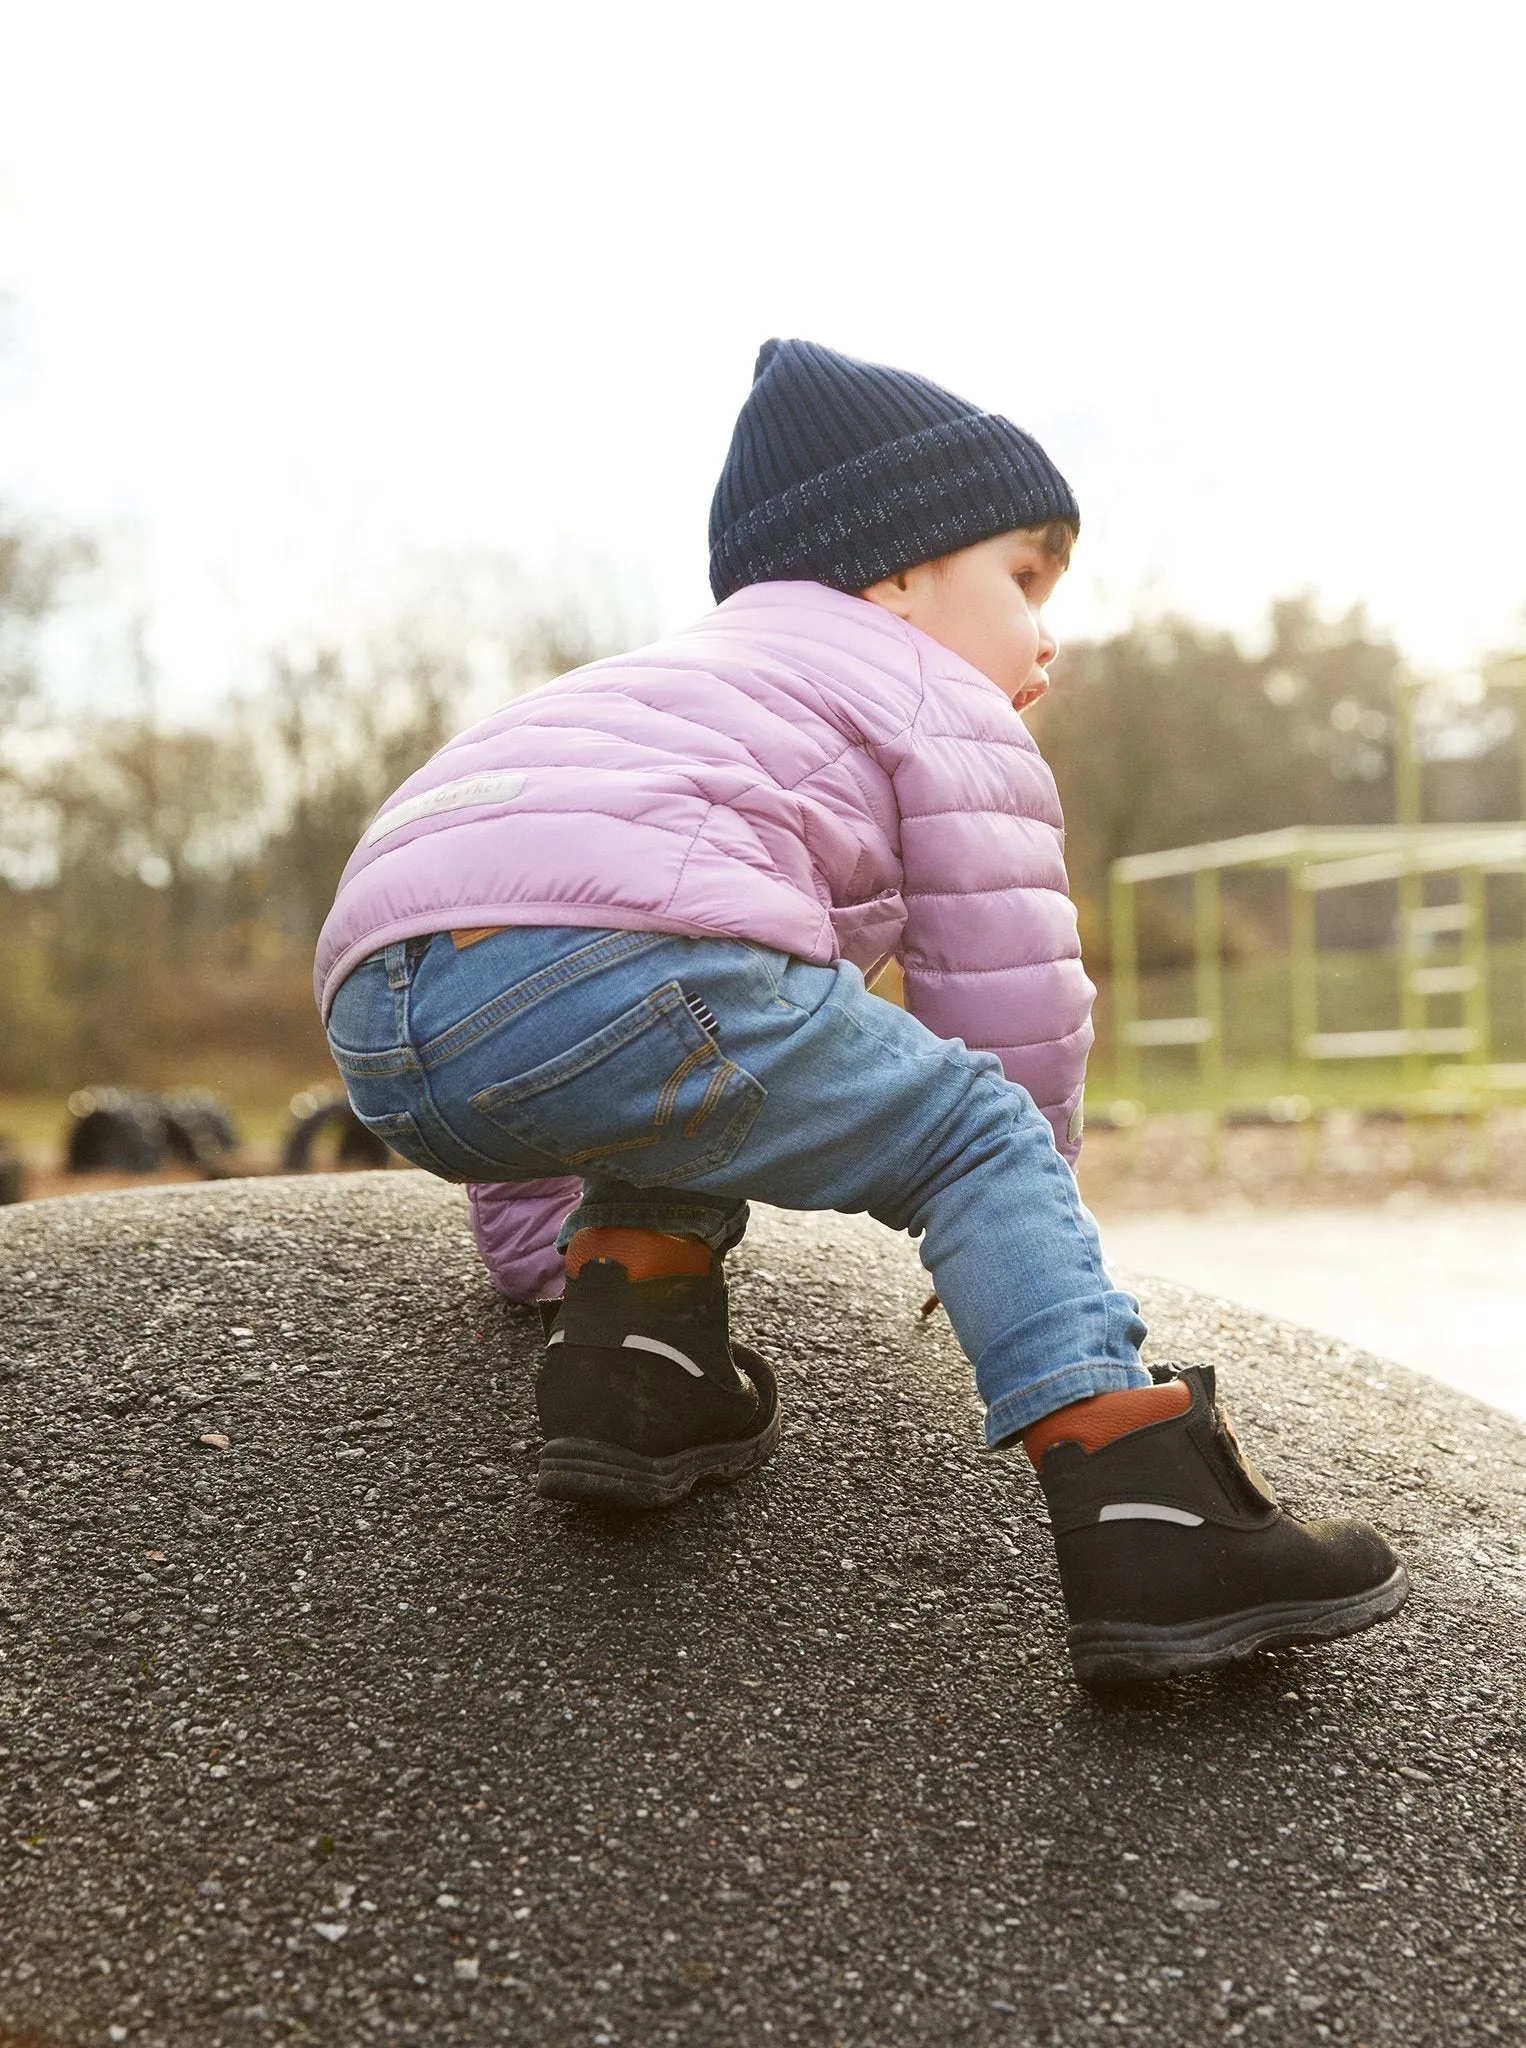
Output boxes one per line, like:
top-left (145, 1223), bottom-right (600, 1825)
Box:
top-left (325, 926), bottom-right (1147, 1443)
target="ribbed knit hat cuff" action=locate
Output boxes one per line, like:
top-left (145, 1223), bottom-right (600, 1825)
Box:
top-left (708, 411), bottom-right (1079, 603)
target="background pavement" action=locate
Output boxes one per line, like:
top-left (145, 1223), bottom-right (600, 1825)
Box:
top-left (1099, 1203), bottom-right (1526, 1419)
top-left (0, 1174), bottom-right (1522, 2048)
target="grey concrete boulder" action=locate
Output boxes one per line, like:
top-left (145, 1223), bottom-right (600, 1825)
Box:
top-left (0, 1174), bottom-right (1522, 2047)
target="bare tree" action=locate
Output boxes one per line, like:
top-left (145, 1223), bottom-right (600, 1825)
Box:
top-left (0, 517), bottom-right (97, 723)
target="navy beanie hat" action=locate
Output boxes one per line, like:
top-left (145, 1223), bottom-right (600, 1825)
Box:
top-left (707, 338), bottom-right (1079, 603)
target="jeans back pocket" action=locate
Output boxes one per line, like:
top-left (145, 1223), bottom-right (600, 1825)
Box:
top-left (469, 980), bottom-right (765, 1187)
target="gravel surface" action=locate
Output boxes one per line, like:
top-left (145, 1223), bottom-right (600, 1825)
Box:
top-left (1077, 1111), bottom-right (1526, 1213)
top-left (0, 1172), bottom-right (1522, 2048)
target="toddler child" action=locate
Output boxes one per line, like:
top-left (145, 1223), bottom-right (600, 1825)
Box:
top-left (315, 339), bottom-right (1406, 1686)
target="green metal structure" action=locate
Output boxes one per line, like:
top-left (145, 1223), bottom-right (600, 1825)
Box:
top-left (1107, 667), bottom-right (1526, 1118)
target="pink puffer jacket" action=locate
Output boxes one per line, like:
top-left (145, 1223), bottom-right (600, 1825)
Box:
top-left (316, 580), bottom-right (1094, 1298)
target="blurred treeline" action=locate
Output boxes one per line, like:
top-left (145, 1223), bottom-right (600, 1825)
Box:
top-left (1, 502), bottom-right (1522, 1096)
top-left (0, 512), bottom-right (633, 1094)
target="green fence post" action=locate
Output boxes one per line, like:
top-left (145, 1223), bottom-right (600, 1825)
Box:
top-left (1461, 867), bottom-right (1490, 1068)
top-left (1398, 861), bottom-right (1427, 1105)
top-left (1194, 865), bottom-right (1224, 1170)
top-left (1289, 867), bottom-right (1317, 1083)
top-left (1394, 674), bottom-right (1427, 1138)
top-left (1463, 865), bottom-right (1490, 1179)
top-left (1289, 865), bottom-right (1319, 1173)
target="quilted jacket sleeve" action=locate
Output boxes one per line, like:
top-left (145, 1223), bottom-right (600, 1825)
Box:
top-left (467, 1179), bottom-right (581, 1300)
top-left (890, 685), bottom-right (1095, 1165)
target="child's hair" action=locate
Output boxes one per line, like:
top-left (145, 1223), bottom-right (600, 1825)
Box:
top-left (927, 518), bottom-right (1077, 579)
top-left (1025, 518), bottom-right (1077, 570)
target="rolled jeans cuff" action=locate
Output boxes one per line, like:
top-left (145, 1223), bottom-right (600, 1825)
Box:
top-left (982, 1359), bottom-right (1152, 1449)
top-left (556, 1190), bottom-right (751, 1258)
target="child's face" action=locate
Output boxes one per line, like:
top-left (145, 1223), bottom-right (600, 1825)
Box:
top-left (860, 528), bottom-right (1066, 711)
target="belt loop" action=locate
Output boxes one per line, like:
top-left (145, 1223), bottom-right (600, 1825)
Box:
top-left (384, 942), bottom-right (412, 991)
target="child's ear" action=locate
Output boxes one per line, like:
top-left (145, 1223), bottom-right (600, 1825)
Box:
top-left (859, 568), bottom-right (915, 618)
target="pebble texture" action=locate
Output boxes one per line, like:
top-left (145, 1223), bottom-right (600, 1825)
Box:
top-left (0, 1172), bottom-right (1522, 2048)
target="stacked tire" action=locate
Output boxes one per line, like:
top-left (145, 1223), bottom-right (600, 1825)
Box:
top-left (281, 1091), bottom-right (390, 1173)
top-left (64, 1088), bottom-right (240, 1177)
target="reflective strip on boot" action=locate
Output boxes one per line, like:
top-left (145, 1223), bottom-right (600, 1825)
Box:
top-left (1097, 1503), bottom-right (1205, 1526)
top-left (545, 1326), bottom-right (704, 1379)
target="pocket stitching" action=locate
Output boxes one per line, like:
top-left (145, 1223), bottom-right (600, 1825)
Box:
top-left (540, 1078), bottom-right (762, 1185)
top-left (330, 1046), bottom-right (419, 1078)
top-left (683, 1057), bottom-right (737, 1137)
top-left (468, 982), bottom-right (700, 1115)
top-left (420, 928), bottom-right (669, 1067)
top-left (468, 986), bottom-right (765, 1184)
top-left (674, 1075), bottom-right (766, 1178)
top-left (655, 1040), bottom-right (717, 1125)
top-left (562, 1134), bottom-right (663, 1168)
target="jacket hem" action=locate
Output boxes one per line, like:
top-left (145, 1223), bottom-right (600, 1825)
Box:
top-left (316, 902), bottom-right (836, 1021)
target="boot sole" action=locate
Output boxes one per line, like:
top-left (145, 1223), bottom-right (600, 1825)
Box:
top-left (1069, 1562), bottom-right (1409, 1687)
top-left (537, 1350), bottom-right (780, 1511)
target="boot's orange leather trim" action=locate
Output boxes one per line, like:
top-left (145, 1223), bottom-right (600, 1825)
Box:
top-left (1022, 1380), bottom-right (1190, 1466)
top-left (565, 1227), bottom-right (712, 1281)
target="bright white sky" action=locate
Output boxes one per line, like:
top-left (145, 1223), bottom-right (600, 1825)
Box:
top-left (2, 0), bottom-right (1524, 715)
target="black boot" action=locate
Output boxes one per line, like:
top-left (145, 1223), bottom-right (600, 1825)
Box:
top-left (535, 1257), bottom-right (779, 1509)
top-left (1032, 1365), bottom-right (1408, 1686)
